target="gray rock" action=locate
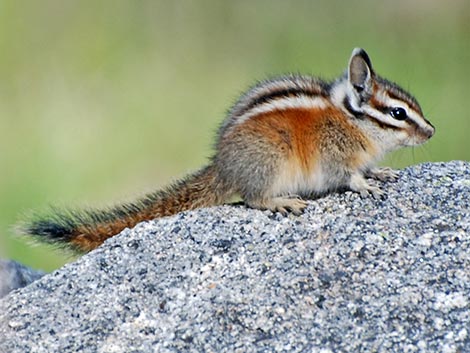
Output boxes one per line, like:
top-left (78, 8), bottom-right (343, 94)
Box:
top-left (0, 259), bottom-right (45, 298)
top-left (1, 161), bottom-right (469, 352)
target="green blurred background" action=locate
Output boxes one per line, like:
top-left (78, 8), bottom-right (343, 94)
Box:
top-left (1, 1), bottom-right (468, 271)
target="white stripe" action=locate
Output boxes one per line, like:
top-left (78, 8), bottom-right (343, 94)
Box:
top-left (231, 95), bottom-right (329, 127)
top-left (230, 75), bottom-right (327, 118)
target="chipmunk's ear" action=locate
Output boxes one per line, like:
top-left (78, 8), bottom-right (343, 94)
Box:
top-left (348, 48), bottom-right (375, 96)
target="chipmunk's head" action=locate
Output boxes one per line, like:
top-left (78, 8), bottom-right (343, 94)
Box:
top-left (337, 48), bottom-right (435, 152)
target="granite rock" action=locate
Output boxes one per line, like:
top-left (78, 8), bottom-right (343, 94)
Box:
top-left (1, 161), bottom-right (469, 352)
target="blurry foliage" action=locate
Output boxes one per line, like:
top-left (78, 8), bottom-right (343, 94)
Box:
top-left (0, 0), bottom-right (468, 270)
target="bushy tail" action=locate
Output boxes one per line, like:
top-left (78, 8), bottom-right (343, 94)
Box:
top-left (20, 164), bottom-right (230, 252)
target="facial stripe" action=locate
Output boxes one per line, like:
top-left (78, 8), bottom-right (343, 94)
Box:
top-left (342, 96), bottom-right (363, 119)
top-left (366, 88), bottom-right (432, 131)
top-left (379, 95), bottom-right (429, 131)
top-left (376, 76), bottom-right (422, 115)
top-left (369, 96), bottom-right (390, 115)
top-left (387, 89), bottom-right (422, 115)
top-left (332, 78), bottom-right (430, 136)
top-left (363, 114), bottom-right (403, 131)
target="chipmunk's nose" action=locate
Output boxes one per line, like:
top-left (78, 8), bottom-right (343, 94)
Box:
top-left (426, 124), bottom-right (435, 139)
top-left (423, 118), bottom-right (435, 139)
top-left (414, 121), bottom-right (435, 145)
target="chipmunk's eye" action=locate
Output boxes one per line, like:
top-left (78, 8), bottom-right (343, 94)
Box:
top-left (390, 107), bottom-right (407, 120)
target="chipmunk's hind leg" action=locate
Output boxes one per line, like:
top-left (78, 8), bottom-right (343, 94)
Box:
top-left (216, 112), bottom-right (309, 215)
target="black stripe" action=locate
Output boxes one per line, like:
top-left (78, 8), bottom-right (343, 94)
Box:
top-left (232, 76), bottom-right (330, 118)
top-left (364, 115), bottom-right (402, 131)
top-left (251, 88), bottom-right (307, 107)
top-left (343, 96), bottom-right (406, 131)
top-left (245, 87), bottom-right (326, 114)
top-left (374, 105), bottom-right (390, 115)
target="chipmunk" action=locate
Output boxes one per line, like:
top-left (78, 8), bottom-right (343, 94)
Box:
top-left (21, 48), bottom-right (435, 252)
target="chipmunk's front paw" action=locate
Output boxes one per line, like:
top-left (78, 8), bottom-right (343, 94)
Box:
top-left (349, 173), bottom-right (385, 199)
top-left (366, 167), bottom-right (399, 182)
top-left (247, 196), bottom-right (307, 216)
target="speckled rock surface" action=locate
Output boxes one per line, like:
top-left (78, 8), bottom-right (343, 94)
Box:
top-left (1, 161), bottom-right (469, 353)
